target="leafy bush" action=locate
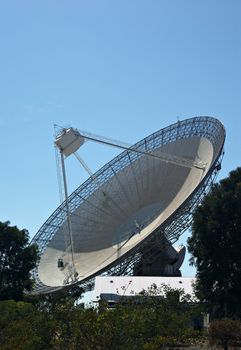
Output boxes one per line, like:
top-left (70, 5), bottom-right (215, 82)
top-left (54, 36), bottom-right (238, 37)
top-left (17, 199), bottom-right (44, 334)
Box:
top-left (208, 318), bottom-right (241, 350)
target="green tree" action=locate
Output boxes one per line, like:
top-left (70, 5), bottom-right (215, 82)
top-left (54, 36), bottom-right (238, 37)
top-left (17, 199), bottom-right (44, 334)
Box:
top-left (138, 284), bottom-right (199, 349)
top-left (0, 221), bottom-right (39, 301)
top-left (0, 300), bottom-right (55, 350)
top-left (188, 167), bottom-right (241, 318)
top-left (0, 300), bottom-right (34, 345)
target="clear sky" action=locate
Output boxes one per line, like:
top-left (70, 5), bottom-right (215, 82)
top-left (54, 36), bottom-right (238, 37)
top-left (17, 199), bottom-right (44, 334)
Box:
top-left (0, 0), bottom-right (240, 278)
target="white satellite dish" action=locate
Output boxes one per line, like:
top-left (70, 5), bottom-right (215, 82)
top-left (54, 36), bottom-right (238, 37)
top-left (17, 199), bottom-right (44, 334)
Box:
top-left (31, 116), bottom-right (225, 294)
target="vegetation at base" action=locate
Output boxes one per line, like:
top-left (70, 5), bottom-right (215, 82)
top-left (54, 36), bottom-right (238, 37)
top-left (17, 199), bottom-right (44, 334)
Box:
top-left (0, 285), bottom-right (201, 350)
top-left (0, 221), bottom-right (39, 301)
top-left (188, 167), bottom-right (241, 319)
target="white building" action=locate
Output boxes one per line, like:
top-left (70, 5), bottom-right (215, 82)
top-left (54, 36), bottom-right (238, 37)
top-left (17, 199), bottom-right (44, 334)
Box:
top-left (93, 276), bottom-right (196, 304)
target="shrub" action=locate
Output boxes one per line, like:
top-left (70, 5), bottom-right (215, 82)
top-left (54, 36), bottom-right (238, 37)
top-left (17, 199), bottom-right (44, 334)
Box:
top-left (208, 318), bottom-right (241, 350)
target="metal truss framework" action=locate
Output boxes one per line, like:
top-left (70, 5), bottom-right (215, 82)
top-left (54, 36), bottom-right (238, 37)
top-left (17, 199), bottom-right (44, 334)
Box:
top-left (31, 116), bottom-right (225, 294)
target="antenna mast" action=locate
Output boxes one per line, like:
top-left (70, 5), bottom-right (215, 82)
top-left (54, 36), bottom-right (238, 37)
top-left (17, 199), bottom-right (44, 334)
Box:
top-left (54, 127), bottom-right (85, 283)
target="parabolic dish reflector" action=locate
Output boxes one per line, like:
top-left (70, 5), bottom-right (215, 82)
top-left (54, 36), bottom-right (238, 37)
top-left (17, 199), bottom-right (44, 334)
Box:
top-left (32, 116), bottom-right (225, 294)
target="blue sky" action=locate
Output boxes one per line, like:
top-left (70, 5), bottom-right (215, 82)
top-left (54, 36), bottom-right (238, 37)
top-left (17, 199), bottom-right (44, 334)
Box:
top-left (0, 0), bottom-right (240, 278)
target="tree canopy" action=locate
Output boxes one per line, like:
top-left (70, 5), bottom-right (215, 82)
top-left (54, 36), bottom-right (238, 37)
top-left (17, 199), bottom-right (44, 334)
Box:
top-left (188, 167), bottom-right (241, 319)
top-left (0, 221), bottom-right (39, 301)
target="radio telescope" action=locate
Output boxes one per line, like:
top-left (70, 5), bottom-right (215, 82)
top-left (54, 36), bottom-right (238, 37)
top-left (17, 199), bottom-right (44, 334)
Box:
top-left (31, 116), bottom-right (225, 294)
